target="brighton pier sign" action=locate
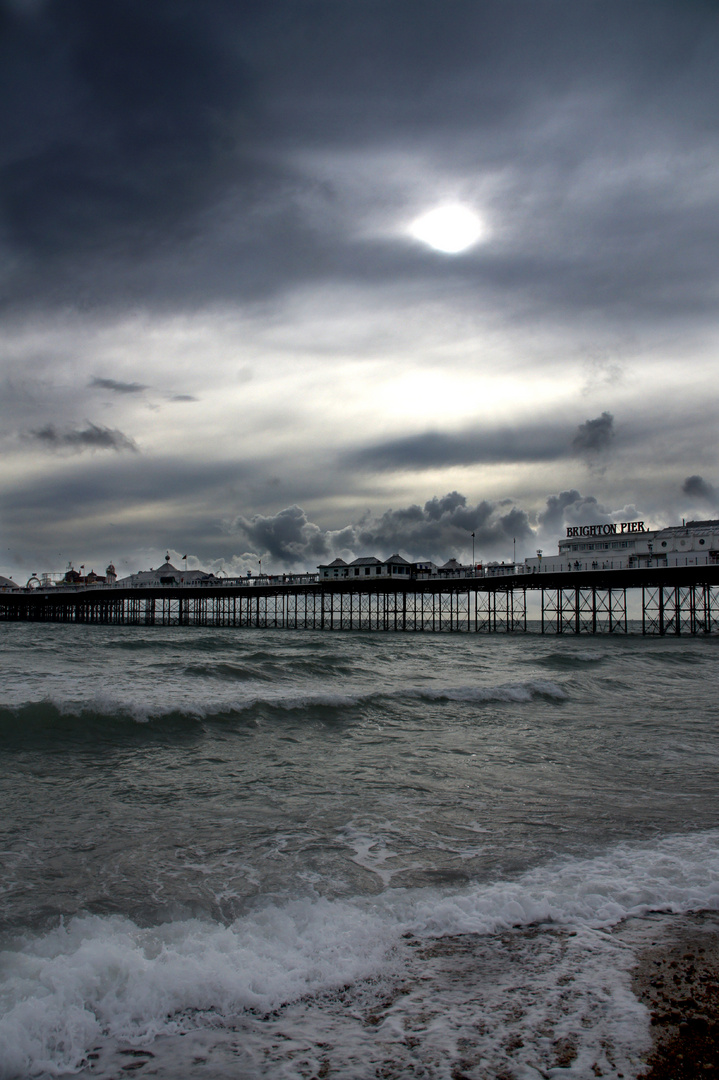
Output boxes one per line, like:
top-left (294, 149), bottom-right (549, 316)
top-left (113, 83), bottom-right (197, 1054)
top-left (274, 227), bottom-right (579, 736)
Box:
top-left (566, 521), bottom-right (646, 538)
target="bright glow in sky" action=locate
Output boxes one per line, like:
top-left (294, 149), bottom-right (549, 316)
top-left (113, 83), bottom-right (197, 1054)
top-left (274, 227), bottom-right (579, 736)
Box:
top-left (409, 205), bottom-right (487, 253)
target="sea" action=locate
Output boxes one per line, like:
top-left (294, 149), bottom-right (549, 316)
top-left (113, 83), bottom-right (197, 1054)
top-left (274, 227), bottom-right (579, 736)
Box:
top-left (1, 621), bottom-right (719, 1079)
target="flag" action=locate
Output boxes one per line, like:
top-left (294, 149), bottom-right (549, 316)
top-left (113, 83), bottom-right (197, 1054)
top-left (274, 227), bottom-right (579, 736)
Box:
top-left (182, 554), bottom-right (187, 560)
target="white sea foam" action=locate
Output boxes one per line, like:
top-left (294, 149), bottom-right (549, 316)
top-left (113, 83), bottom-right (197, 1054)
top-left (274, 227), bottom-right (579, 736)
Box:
top-left (0, 901), bottom-right (392, 1078)
top-left (2, 829), bottom-right (719, 1078)
top-left (339, 823), bottom-right (425, 886)
top-left (401, 827), bottom-right (719, 936)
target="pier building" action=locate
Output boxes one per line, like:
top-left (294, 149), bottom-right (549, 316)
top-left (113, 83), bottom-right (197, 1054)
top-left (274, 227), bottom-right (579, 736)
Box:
top-left (319, 554), bottom-right (413, 579)
top-left (525, 519), bottom-right (719, 574)
top-left (118, 554), bottom-right (218, 587)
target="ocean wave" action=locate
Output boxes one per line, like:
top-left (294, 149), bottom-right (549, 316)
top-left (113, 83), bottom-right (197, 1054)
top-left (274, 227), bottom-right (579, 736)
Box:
top-left (401, 827), bottom-right (719, 936)
top-left (410, 678), bottom-right (567, 704)
top-left (102, 637), bottom-right (284, 657)
top-left (0, 700), bottom-right (200, 736)
top-left (537, 649), bottom-right (606, 668)
top-left (0, 678), bottom-right (567, 740)
top-left (2, 828), bottom-right (718, 1078)
top-left (180, 661), bottom-right (275, 683)
top-left (180, 656), bottom-right (357, 682)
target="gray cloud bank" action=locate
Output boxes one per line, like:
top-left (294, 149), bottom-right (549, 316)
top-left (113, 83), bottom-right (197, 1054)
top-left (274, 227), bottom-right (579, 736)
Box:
top-left (2, 1), bottom-right (719, 327)
top-left (0, 466), bottom-right (707, 577)
top-left (229, 492), bottom-right (531, 568)
top-left (223, 485), bottom-right (673, 571)
top-left (229, 490), bottom-right (630, 569)
top-left (347, 413), bottom-right (617, 472)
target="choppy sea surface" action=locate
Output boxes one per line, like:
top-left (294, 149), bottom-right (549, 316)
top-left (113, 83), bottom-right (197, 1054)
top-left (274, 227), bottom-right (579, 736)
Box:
top-left (2, 622), bottom-right (719, 1079)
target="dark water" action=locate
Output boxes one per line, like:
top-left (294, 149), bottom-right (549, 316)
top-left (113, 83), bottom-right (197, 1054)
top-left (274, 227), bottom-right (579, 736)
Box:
top-left (2, 624), bottom-right (719, 1078)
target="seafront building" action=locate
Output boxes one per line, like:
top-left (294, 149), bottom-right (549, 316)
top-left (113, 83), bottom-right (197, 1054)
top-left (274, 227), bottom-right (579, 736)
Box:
top-left (317, 555), bottom-right (477, 580)
top-left (62, 564), bottom-right (117, 586)
top-left (117, 554), bottom-right (218, 587)
top-left (523, 519), bottom-right (719, 574)
top-left (318, 554), bottom-right (413, 579)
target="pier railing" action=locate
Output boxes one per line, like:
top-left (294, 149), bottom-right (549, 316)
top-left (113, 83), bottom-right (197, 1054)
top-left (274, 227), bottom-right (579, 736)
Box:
top-left (2, 566), bottom-right (719, 634)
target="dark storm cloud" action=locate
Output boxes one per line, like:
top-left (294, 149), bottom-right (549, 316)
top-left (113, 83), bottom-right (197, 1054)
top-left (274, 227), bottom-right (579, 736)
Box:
top-left (2, 1), bottom-right (719, 320)
top-left (358, 495), bottom-right (532, 560)
top-left (572, 412), bottom-right (615, 462)
top-left (230, 492), bottom-right (532, 567)
top-left (4, 455), bottom-right (254, 517)
top-left (346, 424), bottom-right (573, 472)
top-left (538, 490), bottom-right (584, 536)
top-left (28, 421), bottom-right (138, 452)
top-left (89, 377), bottom-right (148, 394)
top-left (536, 489), bottom-right (641, 538)
top-left (230, 505), bottom-right (331, 563)
top-left (538, 491), bottom-right (608, 535)
top-left (0, 454), bottom-right (258, 569)
top-left (0, 0), bottom-right (271, 310)
top-left (682, 474), bottom-right (717, 503)
top-left (345, 413), bottom-right (623, 472)
top-left (1, 0), bottom-right (252, 251)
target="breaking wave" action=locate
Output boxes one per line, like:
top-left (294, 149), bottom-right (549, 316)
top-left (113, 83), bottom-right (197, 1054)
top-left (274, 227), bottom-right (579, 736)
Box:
top-left (0, 678), bottom-right (567, 737)
top-left (2, 828), bottom-right (719, 1079)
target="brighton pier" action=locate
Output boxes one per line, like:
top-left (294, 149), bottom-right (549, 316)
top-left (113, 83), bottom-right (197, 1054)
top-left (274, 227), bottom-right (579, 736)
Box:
top-left (2, 565), bottom-right (719, 635)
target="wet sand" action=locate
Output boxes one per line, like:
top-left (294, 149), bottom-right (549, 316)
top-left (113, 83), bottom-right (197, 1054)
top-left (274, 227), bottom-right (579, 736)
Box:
top-left (631, 912), bottom-right (719, 1078)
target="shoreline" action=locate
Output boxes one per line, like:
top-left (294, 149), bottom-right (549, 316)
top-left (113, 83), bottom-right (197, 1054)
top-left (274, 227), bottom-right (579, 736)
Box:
top-left (629, 911), bottom-right (719, 1077)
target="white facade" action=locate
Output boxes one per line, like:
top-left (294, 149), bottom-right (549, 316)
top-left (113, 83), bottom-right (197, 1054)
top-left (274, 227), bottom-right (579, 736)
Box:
top-left (524, 519), bottom-right (719, 574)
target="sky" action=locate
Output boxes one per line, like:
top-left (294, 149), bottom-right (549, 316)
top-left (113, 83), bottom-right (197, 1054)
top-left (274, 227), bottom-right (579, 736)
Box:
top-left (2, 0), bottom-right (719, 581)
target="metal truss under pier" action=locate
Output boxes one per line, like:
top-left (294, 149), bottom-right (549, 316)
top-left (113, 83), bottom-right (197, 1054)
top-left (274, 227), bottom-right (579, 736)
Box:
top-left (2, 566), bottom-right (719, 634)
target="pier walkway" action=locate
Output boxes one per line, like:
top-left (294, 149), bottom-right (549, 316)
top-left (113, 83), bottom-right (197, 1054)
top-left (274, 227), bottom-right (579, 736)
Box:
top-left (2, 565), bottom-right (719, 634)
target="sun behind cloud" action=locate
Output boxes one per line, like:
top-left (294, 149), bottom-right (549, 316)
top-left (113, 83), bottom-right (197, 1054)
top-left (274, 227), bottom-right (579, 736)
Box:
top-left (409, 204), bottom-right (487, 253)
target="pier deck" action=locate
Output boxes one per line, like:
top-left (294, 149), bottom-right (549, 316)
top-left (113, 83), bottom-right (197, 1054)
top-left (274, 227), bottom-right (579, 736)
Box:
top-left (2, 565), bottom-right (719, 634)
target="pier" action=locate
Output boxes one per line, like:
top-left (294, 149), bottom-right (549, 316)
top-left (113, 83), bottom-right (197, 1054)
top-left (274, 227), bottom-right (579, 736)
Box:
top-left (2, 565), bottom-right (719, 634)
